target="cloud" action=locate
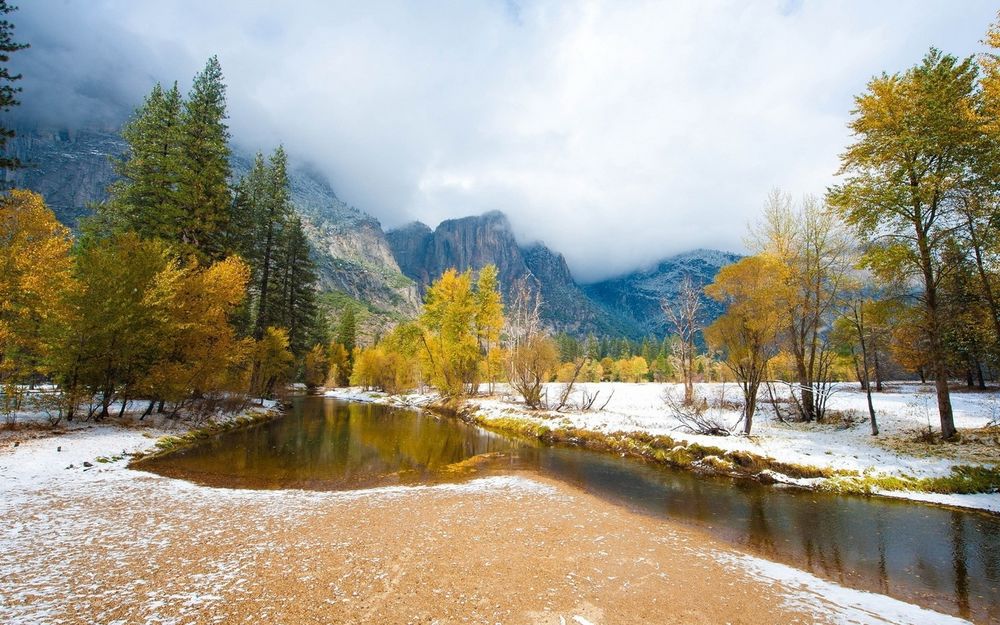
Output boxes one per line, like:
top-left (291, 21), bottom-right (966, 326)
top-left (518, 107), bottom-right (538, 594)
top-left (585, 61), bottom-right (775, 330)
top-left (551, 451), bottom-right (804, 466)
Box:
top-left (10, 0), bottom-right (998, 281)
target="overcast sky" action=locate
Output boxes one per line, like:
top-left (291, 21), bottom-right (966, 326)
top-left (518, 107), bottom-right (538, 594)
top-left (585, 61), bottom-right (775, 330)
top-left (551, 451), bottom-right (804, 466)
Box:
top-left (12, 1), bottom-right (998, 281)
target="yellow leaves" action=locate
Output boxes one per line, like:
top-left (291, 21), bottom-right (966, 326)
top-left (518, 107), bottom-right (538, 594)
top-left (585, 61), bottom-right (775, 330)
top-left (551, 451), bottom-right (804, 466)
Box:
top-left (705, 254), bottom-right (791, 373)
top-left (253, 327), bottom-right (294, 395)
top-left (418, 265), bottom-right (503, 396)
top-left (0, 191), bottom-right (74, 381)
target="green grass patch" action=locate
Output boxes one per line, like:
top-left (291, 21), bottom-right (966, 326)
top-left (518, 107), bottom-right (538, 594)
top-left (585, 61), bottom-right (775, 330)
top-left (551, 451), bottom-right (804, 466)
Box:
top-left (457, 407), bottom-right (998, 497)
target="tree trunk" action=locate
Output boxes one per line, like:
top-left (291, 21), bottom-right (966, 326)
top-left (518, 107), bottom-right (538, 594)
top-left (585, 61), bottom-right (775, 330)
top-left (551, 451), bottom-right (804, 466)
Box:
top-left (915, 208), bottom-right (956, 439)
top-left (141, 399), bottom-right (155, 420)
top-left (99, 388), bottom-right (112, 420)
top-left (857, 320), bottom-right (878, 436)
top-left (976, 361), bottom-right (986, 390)
top-left (873, 348), bottom-right (884, 392)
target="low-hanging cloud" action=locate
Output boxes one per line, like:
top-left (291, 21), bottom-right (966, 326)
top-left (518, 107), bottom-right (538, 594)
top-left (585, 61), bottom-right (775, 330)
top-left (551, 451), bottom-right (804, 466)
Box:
top-left (11, 0), bottom-right (997, 282)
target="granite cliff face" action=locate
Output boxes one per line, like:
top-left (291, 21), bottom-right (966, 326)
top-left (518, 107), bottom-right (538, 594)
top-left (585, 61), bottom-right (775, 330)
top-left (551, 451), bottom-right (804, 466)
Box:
top-left (8, 127), bottom-right (420, 327)
top-left (4, 128), bottom-right (123, 228)
top-left (582, 249), bottom-right (742, 338)
top-left (386, 212), bottom-right (634, 336)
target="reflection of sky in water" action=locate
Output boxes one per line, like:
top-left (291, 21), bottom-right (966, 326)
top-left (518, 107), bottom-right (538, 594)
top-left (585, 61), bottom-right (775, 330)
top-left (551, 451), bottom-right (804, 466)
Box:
top-left (140, 397), bottom-right (1000, 622)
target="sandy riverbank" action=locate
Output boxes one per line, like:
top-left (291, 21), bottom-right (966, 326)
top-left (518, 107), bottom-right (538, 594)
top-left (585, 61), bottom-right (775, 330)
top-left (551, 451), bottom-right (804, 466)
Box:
top-left (0, 419), bottom-right (976, 625)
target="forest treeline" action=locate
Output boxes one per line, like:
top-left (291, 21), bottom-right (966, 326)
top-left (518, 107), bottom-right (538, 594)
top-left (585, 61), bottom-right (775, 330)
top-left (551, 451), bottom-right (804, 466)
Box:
top-left (0, 59), bottom-right (332, 421)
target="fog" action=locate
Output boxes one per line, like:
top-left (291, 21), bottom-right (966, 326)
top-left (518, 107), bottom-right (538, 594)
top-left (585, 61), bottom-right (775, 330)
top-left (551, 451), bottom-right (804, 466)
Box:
top-left (11, 0), bottom-right (996, 281)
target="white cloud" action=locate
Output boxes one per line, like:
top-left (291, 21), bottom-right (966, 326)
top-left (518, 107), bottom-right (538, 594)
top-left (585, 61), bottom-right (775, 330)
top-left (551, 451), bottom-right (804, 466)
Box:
top-left (13, 0), bottom-right (998, 281)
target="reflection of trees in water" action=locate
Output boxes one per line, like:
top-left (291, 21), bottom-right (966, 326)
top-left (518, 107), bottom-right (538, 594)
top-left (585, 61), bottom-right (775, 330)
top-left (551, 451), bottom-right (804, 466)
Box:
top-left (951, 511), bottom-right (970, 619)
top-left (746, 489), bottom-right (775, 556)
top-left (876, 515), bottom-right (889, 596)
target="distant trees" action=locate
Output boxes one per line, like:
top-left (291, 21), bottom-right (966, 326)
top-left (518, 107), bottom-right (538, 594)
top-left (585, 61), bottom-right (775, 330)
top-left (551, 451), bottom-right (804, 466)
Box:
top-left (345, 266), bottom-right (507, 398)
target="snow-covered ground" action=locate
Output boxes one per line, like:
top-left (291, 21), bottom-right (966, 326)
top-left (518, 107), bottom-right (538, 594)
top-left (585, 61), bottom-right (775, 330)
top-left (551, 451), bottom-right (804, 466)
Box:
top-left (0, 412), bottom-right (978, 625)
top-left (325, 381), bottom-right (1000, 513)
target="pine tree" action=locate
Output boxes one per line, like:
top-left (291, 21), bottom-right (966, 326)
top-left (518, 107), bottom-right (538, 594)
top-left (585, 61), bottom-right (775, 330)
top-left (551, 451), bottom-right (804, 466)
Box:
top-left (336, 305), bottom-right (357, 355)
top-left (241, 147), bottom-right (292, 339)
top-left (176, 56), bottom-right (232, 261)
top-left (103, 82), bottom-right (183, 237)
top-left (0, 1), bottom-right (28, 172)
top-left (270, 214), bottom-right (319, 358)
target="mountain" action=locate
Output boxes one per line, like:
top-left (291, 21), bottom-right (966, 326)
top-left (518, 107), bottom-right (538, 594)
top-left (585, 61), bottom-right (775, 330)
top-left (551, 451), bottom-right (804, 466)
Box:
top-left (386, 211), bottom-right (634, 336)
top-left (582, 249), bottom-right (743, 338)
top-left (7, 126), bottom-right (740, 342)
top-left (5, 127), bottom-right (420, 335)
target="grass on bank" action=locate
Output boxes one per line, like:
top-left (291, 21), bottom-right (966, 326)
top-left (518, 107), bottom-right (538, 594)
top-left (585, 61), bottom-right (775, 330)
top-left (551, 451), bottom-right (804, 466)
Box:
top-left (459, 409), bottom-right (1000, 497)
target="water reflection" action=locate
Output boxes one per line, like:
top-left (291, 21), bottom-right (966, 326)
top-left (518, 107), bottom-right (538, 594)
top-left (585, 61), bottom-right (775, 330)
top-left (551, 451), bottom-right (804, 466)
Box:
top-left (137, 397), bottom-right (1000, 622)
top-left (139, 399), bottom-right (519, 489)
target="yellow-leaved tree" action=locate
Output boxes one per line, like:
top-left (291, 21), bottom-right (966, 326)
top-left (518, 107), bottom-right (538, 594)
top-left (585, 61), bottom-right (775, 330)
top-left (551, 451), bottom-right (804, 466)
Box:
top-left (474, 264), bottom-right (504, 394)
top-left (0, 191), bottom-right (73, 413)
top-left (705, 255), bottom-right (792, 435)
top-left (140, 256), bottom-right (252, 415)
top-left (418, 268), bottom-right (481, 396)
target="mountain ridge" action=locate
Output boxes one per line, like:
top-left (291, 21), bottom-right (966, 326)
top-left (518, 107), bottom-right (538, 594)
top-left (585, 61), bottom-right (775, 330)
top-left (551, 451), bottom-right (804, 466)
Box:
top-left (8, 125), bottom-right (740, 341)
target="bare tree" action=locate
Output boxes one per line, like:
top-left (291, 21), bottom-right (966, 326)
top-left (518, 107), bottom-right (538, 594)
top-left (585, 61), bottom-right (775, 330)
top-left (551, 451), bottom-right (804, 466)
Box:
top-left (749, 191), bottom-right (854, 422)
top-left (504, 278), bottom-right (556, 409)
top-left (662, 275), bottom-right (702, 405)
top-left (662, 384), bottom-right (733, 436)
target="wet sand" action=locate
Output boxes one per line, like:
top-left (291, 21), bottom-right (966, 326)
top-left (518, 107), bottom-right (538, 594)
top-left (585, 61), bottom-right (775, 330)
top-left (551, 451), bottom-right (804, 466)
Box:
top-left (1, 465), bottom-right (812, 623)
top-left (1, 425), bottom-right (968, 624)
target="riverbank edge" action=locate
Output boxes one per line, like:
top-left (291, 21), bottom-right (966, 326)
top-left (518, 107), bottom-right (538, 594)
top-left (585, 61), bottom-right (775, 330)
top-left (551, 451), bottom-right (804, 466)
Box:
top-left (326, 389), bottom-right (1000, 515)
top-left (126, 403), bottom-right (285, 466)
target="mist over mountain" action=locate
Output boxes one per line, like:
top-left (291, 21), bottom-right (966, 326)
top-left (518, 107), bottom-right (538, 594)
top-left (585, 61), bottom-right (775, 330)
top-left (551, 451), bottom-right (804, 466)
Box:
top-left (9, 124), bottom-right (738, 339)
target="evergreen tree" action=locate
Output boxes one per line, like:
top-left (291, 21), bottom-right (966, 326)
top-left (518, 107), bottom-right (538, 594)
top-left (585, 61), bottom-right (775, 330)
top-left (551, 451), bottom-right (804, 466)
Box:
top-left (176, 56), bottom-right (232, 261)
top-left (270, 214), bottom-right (319, 358)
top-left (104, 82), bottom-right (183, 237)
top-left (336, 305), bottom-right (357, 356)
top-left (0, 1), bottom-right (28, 172)
top-left (231, 147), bottom-right (296, 340)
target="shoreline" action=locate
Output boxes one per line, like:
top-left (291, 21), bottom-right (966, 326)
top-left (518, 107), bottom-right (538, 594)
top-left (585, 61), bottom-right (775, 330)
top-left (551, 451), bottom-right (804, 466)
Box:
top-left (0, 414), bottom-right (977, 624)
top-left (322, 385), bottom-right (1000, 515)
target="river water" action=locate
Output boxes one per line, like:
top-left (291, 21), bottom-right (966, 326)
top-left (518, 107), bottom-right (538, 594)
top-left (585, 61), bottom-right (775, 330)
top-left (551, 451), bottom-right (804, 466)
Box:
top-left (137, 396), bottom-right (1000, 622)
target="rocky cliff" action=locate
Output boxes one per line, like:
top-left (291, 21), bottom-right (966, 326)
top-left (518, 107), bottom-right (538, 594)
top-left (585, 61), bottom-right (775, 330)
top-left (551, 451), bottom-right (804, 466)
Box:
top-left (386, 211), bottom-right (635, 336)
